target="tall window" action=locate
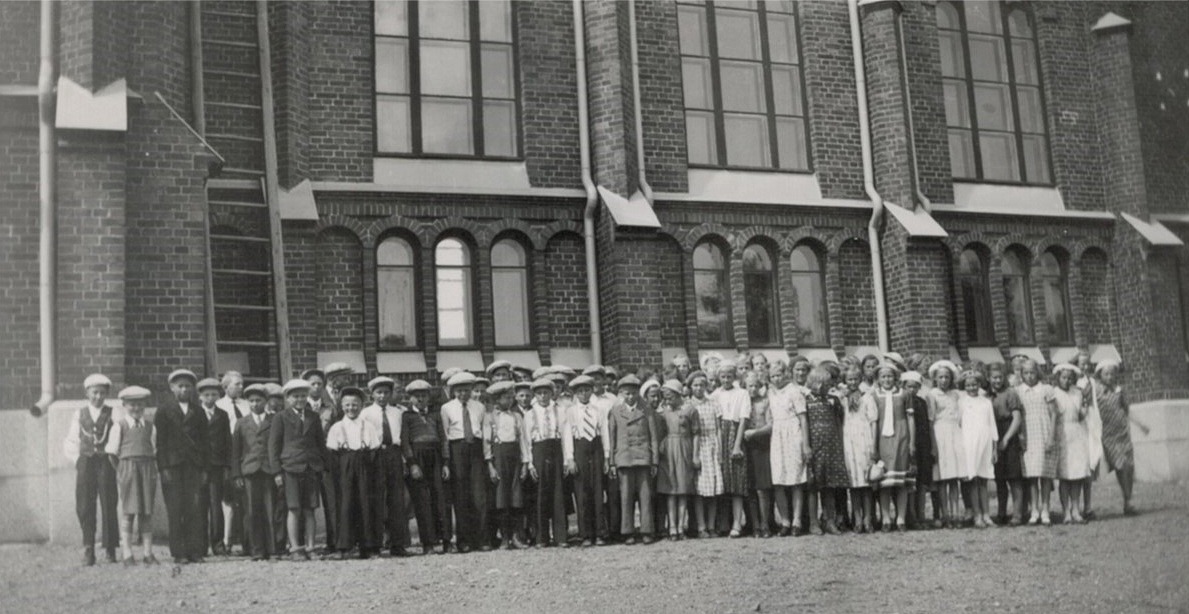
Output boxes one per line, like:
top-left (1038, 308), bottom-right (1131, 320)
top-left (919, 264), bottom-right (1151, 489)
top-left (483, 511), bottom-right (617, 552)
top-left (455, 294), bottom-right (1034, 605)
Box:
top-left (677, 0), bottom-right (809, 170)
top-left (957, 248), bottom-right (995, 344)
top-left (435, 238), bottom-right (474, 346)
top-left (937, 1), bottom-right (1050, 183)
top-left (743, 243), bottom-right (780, 346)
top-left (1001, 247), bottom-right (1033, 344)
top-left (694, 241), bottom-right (732, 345)
top-left (491, 238), bottom-right (530, 347)
top-left (790, 244), bottom-right (827, 347)
top-left (377, 236), bottom-right (419, 348)
top-left (1038, 250), bottom-right (1072, 344)
top-left (374, 0), bottom-right (519, 157)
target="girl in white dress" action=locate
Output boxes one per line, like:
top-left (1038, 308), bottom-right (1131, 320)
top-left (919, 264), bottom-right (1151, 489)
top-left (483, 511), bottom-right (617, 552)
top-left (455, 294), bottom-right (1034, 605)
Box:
top-left (1053, 363), bottom-right (1089, 524)
top-left (928, 360), bottom-right (965, 528)
top-left (766, 360), bottom-right (808, 535)
top-left (958, 371), bottom-right (998, 528)
top-left (1017, 359), bottom-right (1059, 526)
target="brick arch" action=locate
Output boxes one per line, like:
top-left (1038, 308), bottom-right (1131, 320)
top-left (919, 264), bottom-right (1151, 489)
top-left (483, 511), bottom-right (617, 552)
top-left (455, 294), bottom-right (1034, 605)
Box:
top-left (944, 231), bottom-right (996, 256)
top-left (681, 222), bottom-right (733, 253)
top-left (1073, 237), bottom-right (1111, 262)
top-left (491, 219), bottom-right (548, 251)
top-left (541, 219), bottom-right (583, 246)
top-left (993, 234), bottom-right (1037, 261)
top-left (316, 214), bottom-right (369, 247)
top-left (363, 214), bottom-right (424, 249)
top-left (425, 217), bottom-right (491, 249)
top-left (826, 229), bottom-right (869, 257)
top-left (657, 222), bottom-right (684, 245)
top-left (733, 225), bottom-right (781, 253)
top-left (780, 226), bottom-right (824, 256)
top-left (1033, 238), bottom-right (1075, 262)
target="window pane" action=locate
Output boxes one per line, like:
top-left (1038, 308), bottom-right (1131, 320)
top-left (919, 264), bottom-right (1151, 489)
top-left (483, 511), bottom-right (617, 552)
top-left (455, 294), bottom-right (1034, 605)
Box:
top-left (678, 5), bottom-right (710, 55)
top-left (694, 242), bottom-right (725, 270)
top-left (686, 111), bottom-right (718, 165)
top-left (791, 271), bottom-right (827, 346)
top-left (1039, 252), bottom-right (1060, 277)
top-left (376, 38), bottom-right (409, 94)
top-left (682, 58), bottom-right (714, 109)
top-left (979, 132), bottom-right (1020, 181)
top-left (765, 0), bottom-right (794, 14)
top-left (1003, 276), bottom-right (1032, 344)
top-left (1022, 134), bottom-right (1050, 183)
top-left (492, 239), bottom-right (525, 267)
top-left (720, 61), bottom-right (765, 112)
top-left (968, 35), bottom-right (1007, 82)
top-left (1008, 9), bottom-right (1032, 38)
top-left (724, 113), bottom-right (770, 166)
top-left (974, 83), bottom-right (1012, 131)
top-left (1016, 86), bottom-right (1044, 133)
top-left (483, 100), bottom-right (517, 157)
top-left (481, 45), bottom-right (514, 98)
top-left (479, 0), bottom-right (512, 42)
top-left (936, 2), bottom-right (959, 29)
top-left (422, 98), bottom-right (473, 154)
top-left (438, 310), bottom-right (470, 346)
top-left (1012, 39), bottom-right (1038, 85)
top-left (958, 250), bottom-right (991, 344)
top-left (938, 31), bottom-right (965, 78)
top-left (767, 13), bottom-right (799, 64)
top-left (776, 118), bottom-right (807, 170)
top-left (375, 1), bottom-right (408, 36)
top-left (421, 41), bottom-right (471, 96)
top-left (943, 80), bottom-right (970, 128)
top-left (743, 244), bottom-right (772, 271)
top-left (435, 239), bottom-right (469, 266)
top-left (1002, 251), bottom-right (1024, 276)
top-left (790, 245), bottom-right (818, 271)
top-left (420, 1), bottom-right (469, 40)
top-left (948, 129), bottom-right (976, 178)
top-left (378, 237), bottom-right (413, 266)
top-left (376, 95), bottom-right (411, 153)
top-left (695, 270), bottom-right (730, 344)
top-left (771, 65), bottom-right (802, 115)
top-left (493, 269), bottom-right (529, 346)
top-left (715, 8), bottom-right (762, 60)
top-left (437, 269), bottom-right (466, 309)
top-left (378, 267), bottom-right (417, 348)
top-left (963, 0), bottom-right (1002, 35)
top-left (745, 271), bottom-right (778, 346)
top-left (1042, 278), bottom-right (1070, 343)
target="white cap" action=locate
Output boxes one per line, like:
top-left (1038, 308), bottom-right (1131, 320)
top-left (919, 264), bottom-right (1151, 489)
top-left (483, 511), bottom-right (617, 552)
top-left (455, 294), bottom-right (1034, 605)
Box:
top-left (83, 373), bottom-right (112, 389)
top-left (282, 379), bottom-right (312, 395)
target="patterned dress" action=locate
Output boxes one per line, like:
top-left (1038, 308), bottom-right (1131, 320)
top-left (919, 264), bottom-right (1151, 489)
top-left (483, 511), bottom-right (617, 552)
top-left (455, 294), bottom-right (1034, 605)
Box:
top-left (1091, 381), bottom-right (1134, 472)
top-left (869, 388), bottom-right (914, 488)
top-left (930, 388), bottom-right (965, 481)
top-left (715, 387), bottom-right (753, 496)
top-left (1017, 382), bottom-right (1059, 479)
top-left (804, 393), bottom-right (849, 489)
top-left (1054, 386), bottom-right (1090, 480)
top-left (657, 407), bottom-right (698, 495)
top-left (689, 396), bottom-right (723, 497)
top-left (843, 388), bottom-right (876, 488)
top-left (768, 383), bottom-right (807, 487)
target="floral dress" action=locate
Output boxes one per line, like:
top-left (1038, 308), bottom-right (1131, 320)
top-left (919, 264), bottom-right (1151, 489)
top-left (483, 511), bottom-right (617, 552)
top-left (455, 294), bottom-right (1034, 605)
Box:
top-left (843, 388), bottom-right (876, 488)
top-left (1017, 382), bottom-right (1059, 479)
top-left (688, 396), bottom-right (723, 497)
top-left (804, 392), bottom-right (849, 489)
top-left (1091, 381), bottom-right (1134, 472)
top-left (768, 383), bottom-right (807, 487)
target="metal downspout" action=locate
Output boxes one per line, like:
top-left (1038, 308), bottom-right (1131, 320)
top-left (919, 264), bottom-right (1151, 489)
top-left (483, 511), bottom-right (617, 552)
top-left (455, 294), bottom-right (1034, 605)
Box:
top-left (33, 0), bottom-right (56, 417)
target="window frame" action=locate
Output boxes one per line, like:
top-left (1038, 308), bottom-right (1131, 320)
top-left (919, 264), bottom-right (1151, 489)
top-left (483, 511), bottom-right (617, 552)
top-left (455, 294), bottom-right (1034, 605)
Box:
top-left (433, 235), bottom-right (480, 349)
top-left (692, 239), bottom-right (734, 347)
top-left (957, 247), bottom-right (996, 345)
top-left (376, 233), bottom-right (423, 351)
top-left (938, 1), bottom-right (1054, 186)
top-left (742, 241), bottom-right (782, 347)
top-left (1001, 247), bottom-right (1035, 345)
top-left (789, 242), bottom-right (829, 348)
top-left (676, 0), bottom-right (813, 172)
top-left (372, 0), bottom-right (524, 160)
top-left (490, 234), bottom-right (534, 349)
top-left (1038, 249), bottom-right (1074, 345)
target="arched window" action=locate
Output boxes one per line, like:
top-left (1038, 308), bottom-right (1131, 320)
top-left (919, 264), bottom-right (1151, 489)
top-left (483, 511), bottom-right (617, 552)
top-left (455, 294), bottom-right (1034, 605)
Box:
top-left (377, 236), bottom-right (418, 348)
top-left (491, 238), bottom-right (530, 347)
top-left (743, 243), bottom-right (780, 346)
top-left (693, 241), bottom-right (731, 345)
top-left (435, 237), bottom-right (474, 347)
top-left (957, 248), bottom-right (994, 344)
top-left (1001, 247), bottom-right (1033, 344)
top-left (790, 244), bottom-right (827, 347)
top-left (937, 1), bottom-right (1050, 183)
top-left (1039, 250), bottom-right (1072, 344)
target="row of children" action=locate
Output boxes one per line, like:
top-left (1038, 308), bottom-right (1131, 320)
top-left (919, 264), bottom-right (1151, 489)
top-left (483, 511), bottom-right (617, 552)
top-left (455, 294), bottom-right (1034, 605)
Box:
top-left (66, 350), bottom-right (1144, 565)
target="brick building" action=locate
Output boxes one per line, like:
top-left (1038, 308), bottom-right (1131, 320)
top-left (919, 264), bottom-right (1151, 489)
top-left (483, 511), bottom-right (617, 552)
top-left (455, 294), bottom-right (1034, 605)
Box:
top-left (1, 0), bottom-right (1187, 542)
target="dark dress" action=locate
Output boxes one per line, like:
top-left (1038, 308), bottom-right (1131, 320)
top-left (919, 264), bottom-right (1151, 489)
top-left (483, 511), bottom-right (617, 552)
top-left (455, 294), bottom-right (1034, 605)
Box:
top-left (805, 393), bottom-right (849, 489)
top-left (746, 397), bottom-right (773, 490)
top-left (657, 408), bottom-right (698, 495)
top-left (1093, 382), bottom-right (1134, 472)
top-left (991, 388), bottom-right (1025, 480)
top-left (910, 394), bottom-right (934, 488)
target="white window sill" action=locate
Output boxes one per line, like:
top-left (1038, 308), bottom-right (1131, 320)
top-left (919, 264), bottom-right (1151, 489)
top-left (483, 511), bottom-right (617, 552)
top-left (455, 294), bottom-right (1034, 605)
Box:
top-left (655, 169), bottom-right (870, 209)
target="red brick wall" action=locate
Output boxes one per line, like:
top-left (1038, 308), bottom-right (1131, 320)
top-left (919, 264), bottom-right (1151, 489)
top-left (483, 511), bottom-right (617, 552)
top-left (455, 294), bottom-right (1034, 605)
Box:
top-left (270, 1), bottom-right (312, 188)
top-left (518, 0), bottom-right (583, 189)
top-left (634, 0), bottom-right (687, 193)
top-left (543, 231), bottom-right (589, 349)
top-left (307, 0), bottom-right (372, 181)
top-left (838, 238), bottom-right (877, 347)
top-left (1128, 2), bottom-right (1189, 214)
top-left (316, 227), bottom-right (365, 350)
top-left (1078, 247), bottom-right (1114, 345)
top-left (1148, 252), bottom-right (1189, 394)
top-left (284, 222), bottom-right (319, 373)
top-left (0, 104), bottom-right (41, 408)
top-left (0, 1), bottom-right (38, 85)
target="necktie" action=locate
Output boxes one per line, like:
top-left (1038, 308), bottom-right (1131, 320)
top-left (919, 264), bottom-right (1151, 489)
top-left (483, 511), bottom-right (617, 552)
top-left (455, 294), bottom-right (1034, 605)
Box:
top-left (583, 405), bottom-right (596, 441)
top-left (881, 391), bottom-right (895, 438)
top-left (462, 404), bottom-right (475, 443)
top-left (543, 405), bottom-right (553, 439)
top-left (382, 409), bottom-right (394, 446)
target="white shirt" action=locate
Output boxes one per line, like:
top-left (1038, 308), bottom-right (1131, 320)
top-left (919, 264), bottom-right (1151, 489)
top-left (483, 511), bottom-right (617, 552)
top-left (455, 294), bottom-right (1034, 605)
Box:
top-left (325, 415), bottom-right (381, 451)
top-left (63, 403), bottom-right (117, 463)
top-left (216, 396), bottom-right (250, 434)
top-left (561, 398), bottom-right (611, 464)
top-left (524, 401), bottom-right (562, 442)
top-left (178, 401), bottom-right (190, 416)
top-left (440, 399), bottom-right (486, 441)
top-left (203, 404), bottom-right (218, 422)
top-left (712, 387), bottom-right (751, 422)
top-left (360, 403), bottom-right (406, 446)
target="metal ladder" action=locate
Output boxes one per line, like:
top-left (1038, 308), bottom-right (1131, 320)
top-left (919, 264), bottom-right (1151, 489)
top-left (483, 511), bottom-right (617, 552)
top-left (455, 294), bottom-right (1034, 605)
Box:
top-left (193, 0), bottom-right (291, 382)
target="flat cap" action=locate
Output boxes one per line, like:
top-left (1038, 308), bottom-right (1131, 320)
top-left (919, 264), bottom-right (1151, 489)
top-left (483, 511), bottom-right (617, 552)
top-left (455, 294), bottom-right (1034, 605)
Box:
top-left (196, 378), bottom-right (222, 392)
top-left (282, 379), bottom-right (312, 395)
top-left (299, 368), bottom-right (326, 382)
top-left (405, 379), bottom-right (432, 394)
top-left (323, 362), bottom-right (354, 378)
top-left (367, 376), bottom-right (396, 391)
top-left (581, 365), bottom-right (605, 376)
top-left (83, 373), bottom-right (112, 389)
top-left (487, 381), bottom-right (516, 397)
top-left (338, 386), bottom-right (366, 400)
top-left (263, 383), bottom-right (284, 398)
top-left (485, 360), bottom-right (513, 375)
top-left (117, 385), bottom-right (151, 401)
top-left (243, 384), bottom-right (269, 398)
top-left (616, 374), bottom-right (642, 388)
top-left (167, 369), bottom-right (198, 384)
top-left (568, 375), bottom-right (595, 389)
top-left (446, 372), bottom-right (477, 387)
top-left (440, 367), bottom-right (464, 383)
top-left (530, 378), bottom-right (554, 391)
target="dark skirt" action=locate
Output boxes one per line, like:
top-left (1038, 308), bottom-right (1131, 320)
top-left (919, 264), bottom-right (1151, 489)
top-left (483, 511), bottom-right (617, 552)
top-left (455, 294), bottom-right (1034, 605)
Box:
top-left (720, 420), bottom-right (751, 496)
top-left (747, 437), bottom-right (773, 490)
top-left (491, 442), bottom-right (523, 510)
top-left (117, 457), bottom-right (157, 515)
top-left (995, 417), bottom-right (1024, 480)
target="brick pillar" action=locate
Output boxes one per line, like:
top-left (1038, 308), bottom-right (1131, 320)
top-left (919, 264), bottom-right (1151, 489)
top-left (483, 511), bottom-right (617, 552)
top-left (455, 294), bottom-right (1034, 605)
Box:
top-left (584, 0), bottom-right (637, 197)
top-left (59, 0), bottom-right (129, 91)
top-left (531, 249), bottom-right (553, 367)
top-left (861, 0), bottom-right (912, 208)
top-left (777, 246), bottom-right (799, 358)
top-left (824, 255), bottom-right (844, 358)
top-left (283, 222), bottom-right (318, 373)
top-left (269, 0), bottom-right (311, 189)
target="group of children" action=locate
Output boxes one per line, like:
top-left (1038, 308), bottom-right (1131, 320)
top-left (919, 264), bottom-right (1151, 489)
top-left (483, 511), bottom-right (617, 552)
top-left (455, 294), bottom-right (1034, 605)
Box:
top-left (67, 350), bottom-right (1146, 565)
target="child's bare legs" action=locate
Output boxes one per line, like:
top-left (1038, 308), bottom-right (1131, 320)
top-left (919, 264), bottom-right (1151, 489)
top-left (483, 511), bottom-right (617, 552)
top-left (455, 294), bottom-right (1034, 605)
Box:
top-left (1009, 480), bottom-right (1024, 523)
top-left (1039, 478), bottom-right (1053, 523)
top-left (806, 490), bottom-right (821, 534)
top-left (791, 486), bottom-right (804, 532)
top-left (1082, 480), bottom-right (1093, 518)
top-left (676, 496), bottom-right (688, 537)
top-left (945, 481), bottom-right (962, 526)
top-left (820, 489), bottom-right (838, 534)
top-left (755, 490), bottom-right (771, 536)
top-left (894, 487), bottom-right (908, 528)
top-left (969, 480), bottom-right (986, 527)
top-left (1058, 480), bottom-right (1071, 522)
top-left (222, 502), bottom-right (235, 552)
top-left (303, 509), bottom-right (316, 552)
top-left (140, 515), bottom-right (154, 559)
top-left (695, 496), bottom-right (717, 536)
top-left (120, 515), bottom-right (135, 561)
top-left (773, 487), bottom-right (789, 530)
top-left (730, 495), bottom-right (746, 535)
top-left (1116, 466), bottom-right (1136, 513)
top-left (666, 496), bottom-right (678, 537)
top-left (978, 480), bottom-right (993, 525)
top-left (878, 488), bottom-right (892, 530)
top-left (286, 510), bottom-right (301, 553)
top-left (850, 488), bottom-right (865, 532)
top-left (1065, 480), bottom-right (1084, 523)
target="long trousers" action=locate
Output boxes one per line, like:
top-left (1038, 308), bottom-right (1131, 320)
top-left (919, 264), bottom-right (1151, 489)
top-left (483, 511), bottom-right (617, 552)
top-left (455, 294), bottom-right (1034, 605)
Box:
top-left (336, 450), bottom-right (374, 552)
top-left (448, 440), bottom-right (488, 549)
top-left (75, 454), bottom-right (119, 551)
top-left (161, 464), bottom-right (206, 559)
top-left (204, 466), bottom-right (226, 552)
top-left (618, 466), bottom-right (654, 536)
top-left (243, 472), bottom-right (275, 558)
top-left (572, 438), bottom-right (606, 540)
top-left (374, 446), bottom-right (408, 550)
top-left (407, 444), bottom-right (448, 548)
top-left (532, 440), bottom-right (567, 545)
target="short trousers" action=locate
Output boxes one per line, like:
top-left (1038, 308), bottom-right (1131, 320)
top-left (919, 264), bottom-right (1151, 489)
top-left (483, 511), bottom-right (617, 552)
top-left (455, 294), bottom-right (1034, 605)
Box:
top-left (284, 471), bottom-right (321, 510)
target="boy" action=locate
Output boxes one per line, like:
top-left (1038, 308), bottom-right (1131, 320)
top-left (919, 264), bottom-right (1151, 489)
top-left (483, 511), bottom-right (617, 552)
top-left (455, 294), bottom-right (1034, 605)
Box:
top-left (513, 381), bottom-right (535, 545)
top-left (156, 368), bottom-right (209, 564)
top-left (486, 360), bottom-right (513, 383)
top-left (198, 378), bottom-right (231, 556)
top-left (362, 376), bottom-right (412, 557)
top-left (608, 374), bottom-right (658, 545)
top-left (588, 365), bottom-right (622, 541)
top-left (440, 371), bottom-right (488, 553)
top-left (263, 383), bottom-right (287, 553)
top-left (484, 381), bottom-right (532, 549)
top-left (563, 374), bottom-right (609, 546)
top-left (325, 386), bottom-right (381, 559)
top-left (268, 379), bottom-right (325, 561)
top-left (216, 371), bottom-right (249, 555)
top-left (303, 366), bottom-right (343, 553)
top-left (105, 385), bottom-right (159, 566)
top-left (402, 379), bottom-right (449, 554)
top-left (525, 379), bottom-right (566, 547)
top-left (63, 373), bottom-right (119, 565)
top-left (231, 384), bottom-right (275, 561)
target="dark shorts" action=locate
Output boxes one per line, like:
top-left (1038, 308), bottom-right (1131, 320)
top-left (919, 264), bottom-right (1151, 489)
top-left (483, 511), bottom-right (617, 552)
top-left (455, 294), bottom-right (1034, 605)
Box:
top-left (284, 471), bottom-right (321, 510)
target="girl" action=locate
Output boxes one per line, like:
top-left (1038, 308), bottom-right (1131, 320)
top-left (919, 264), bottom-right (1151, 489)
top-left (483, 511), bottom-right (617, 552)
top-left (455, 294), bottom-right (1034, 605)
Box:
top-left (768, 360), bottom-right (808, 535)
top-left (902, 372), bottom-right (937, 529)
top-left (868, 363), bottom-right (914, 532)
top-left (841, 365), bottom-right (875, 533)
top-left (958, 371), bottom-right (998, 528)
top-left (1017, 359), bottom-right (1060, 526)
top-left (657, 380), bottom-right (699, 540)
top-left (928, 360), bottom-right (965, 528)
top-left (714, 361), bottom-right (752, 538)
top-left (751, 353), bottom-right (771, 387)
top-left (743, 371), bottom-right (773, 537)
top-left (988, 363), bottom-right (1025, 525)
top-left (859, 354), bottom-right (881, 394)
top-left (804, 368), bottom-right (849, 535)
top-left (1089, 360), bottom-right (1147, 515)
top-left (687, 371), bottom-right (723, 538)
top-left (106, 386), bottom-right (159, 566)
top-left (1053, 364), bottom-right (1089, 524)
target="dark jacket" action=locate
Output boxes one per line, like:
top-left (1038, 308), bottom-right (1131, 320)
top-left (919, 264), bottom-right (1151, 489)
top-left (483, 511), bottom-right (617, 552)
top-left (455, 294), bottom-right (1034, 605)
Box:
top-left (156, 399), bottom-right (210, 470)
top-left (268, 406), bottom-right (326, 474)
top-left (205, 405), bottom-right (233, 469)
top-left (608, 401), bottom-right (659, 468)
top-left (231, 412), bottom-right (274, 478)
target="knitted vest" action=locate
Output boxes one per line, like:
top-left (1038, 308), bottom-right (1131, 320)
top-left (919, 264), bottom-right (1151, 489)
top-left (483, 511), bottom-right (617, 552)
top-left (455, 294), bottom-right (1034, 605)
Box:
top-left (118, 418), bottom-right (155, 460)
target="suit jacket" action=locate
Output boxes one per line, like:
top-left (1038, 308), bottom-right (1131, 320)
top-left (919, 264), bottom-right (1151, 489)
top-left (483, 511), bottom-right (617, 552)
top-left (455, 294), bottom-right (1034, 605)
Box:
top-left (608, 401), bottom-right (658, 468)
top-left (231, 413), bottom-right (274, 479)
top-left (205, 406), bottom-right (233, 468)
top-left (156, 399), bottom-right (210, 470)
top-left (268, 406), bottom-right (325, 474)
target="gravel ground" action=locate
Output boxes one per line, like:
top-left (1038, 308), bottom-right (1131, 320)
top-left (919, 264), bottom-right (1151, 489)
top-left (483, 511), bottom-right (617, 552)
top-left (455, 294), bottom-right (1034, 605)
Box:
top-left (3, 482), bottom-right (1187, 614)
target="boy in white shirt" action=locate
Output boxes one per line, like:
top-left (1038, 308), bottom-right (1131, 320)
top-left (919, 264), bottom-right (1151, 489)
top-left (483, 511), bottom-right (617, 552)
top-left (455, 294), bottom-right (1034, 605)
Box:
top-left (325, 387), bottom-right (381, 559)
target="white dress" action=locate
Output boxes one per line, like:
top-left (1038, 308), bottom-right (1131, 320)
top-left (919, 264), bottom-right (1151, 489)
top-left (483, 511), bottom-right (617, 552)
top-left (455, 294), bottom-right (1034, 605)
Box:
top-left (1054, 386), bottom-right (1090, 480)
top-left (958, 394), bottom-right (997, 480)
top-left (930, 388), bottom-right (966, 481)
top-left (768, 383), bottom-right (807, 487)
